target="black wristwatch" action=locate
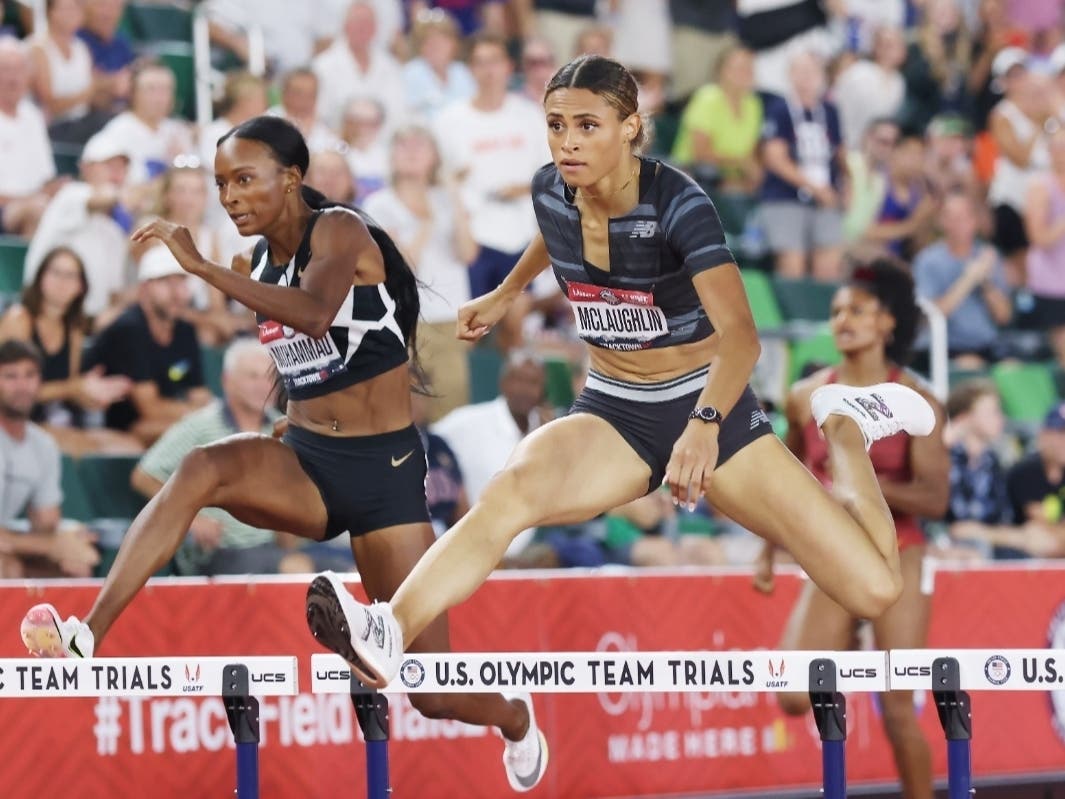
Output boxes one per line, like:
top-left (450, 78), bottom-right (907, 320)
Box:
top-left (689, 406), bottom-right (723, 424)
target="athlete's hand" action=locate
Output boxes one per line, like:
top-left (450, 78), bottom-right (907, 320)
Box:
top-left (664, 421), bottom-right (720, 510)
top-left (456, 287), bottom-right (514, 341)
top-left (131, 218), bottom-right (207, 275)
top-left (752, 542), bottom-right (776, 595)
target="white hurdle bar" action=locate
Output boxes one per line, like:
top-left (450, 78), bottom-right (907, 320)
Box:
top-left (311, 649), bottom-right (1065, 799)
top-left (0, 656), bottom-right (298, 799)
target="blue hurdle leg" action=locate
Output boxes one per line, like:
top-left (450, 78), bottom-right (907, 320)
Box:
top-left (235, 740), bottom-right (260, 799)
top-left (224, 665), bottom-right (261, 799)
top-left (933, 657), bottom-right (973, 799)
top-left (809, 659), bottom-right (848, 799)
top-left (946, 738), bottom-right (973, 799)
top-left (351, 675), bottom-right (391, 799)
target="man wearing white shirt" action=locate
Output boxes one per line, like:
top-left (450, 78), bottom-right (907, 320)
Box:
top-left (96, 62), bottom-right (193, 189)
top-left (312, 1), bottom-right (406, 131)
top-left (0, 37), bottom-right (61, 237)
top-left (23, 131), bottom-right (132, 319)
top-left (431, 351), bottom-right (548, 556)
top-left (204, 0), bottom-right (333, 76)
top-left (267, 68), bottom-right (343, 155)
top-left (432, 33), bottom-right (551, 299)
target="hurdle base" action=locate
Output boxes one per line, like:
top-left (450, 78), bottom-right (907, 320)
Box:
top-left (932, 657), bottom-right (973, 799)
top-left (350, 675), bottom-right (392, 798)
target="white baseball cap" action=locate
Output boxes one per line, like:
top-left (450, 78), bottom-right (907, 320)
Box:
top-left (992, 46), bottom-right (1029, 79)
top-left (138, 245), bottom-right (186, 282)
top-left (80, 131), bottom-right (130, 164)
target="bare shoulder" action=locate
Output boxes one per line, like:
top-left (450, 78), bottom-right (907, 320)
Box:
top-left (313, 207), bottom-right (373, 250)
top-left (0, 304), bottom-right (32, 337)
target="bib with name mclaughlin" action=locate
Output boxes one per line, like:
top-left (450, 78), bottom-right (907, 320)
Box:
top-left (258, 319), bottom-right (348, 391)
top-left (567, 281), bottom-right (669, 351)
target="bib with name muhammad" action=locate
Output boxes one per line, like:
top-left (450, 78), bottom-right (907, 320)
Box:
top-left (258, 320), bottom-right (348, 390)
top-left (567, 281), bottom-right (669, 351)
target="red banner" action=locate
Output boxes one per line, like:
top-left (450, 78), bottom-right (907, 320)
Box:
top-left (2, 565), bottom-right (1065, 798)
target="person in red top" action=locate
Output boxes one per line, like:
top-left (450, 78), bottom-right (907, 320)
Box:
top-left (754, 256), bottom-right (949, 799)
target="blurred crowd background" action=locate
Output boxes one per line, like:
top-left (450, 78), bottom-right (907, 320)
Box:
top-left (1, 0), bottom-right (1064, 581)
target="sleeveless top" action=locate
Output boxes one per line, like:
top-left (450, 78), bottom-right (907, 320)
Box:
top-left (1025, 175), bottom-right (1065, 299)
top-left (988, 99), bottom-right (1050, 210)
top-left (801, 368), bottom-right (924, 548)
top-left (251, 208), bottom-right (408, 401)
top-left (30, 322), bottom-right (82, 427)
top-left (531, 157), bottom-right (734, 352)
top-left (36, 33), bottom-right (92, 121)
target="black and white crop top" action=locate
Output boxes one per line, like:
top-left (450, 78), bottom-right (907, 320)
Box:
top-left (252, 208), bottom-right (408, 401)
top-left (531, 157), bottom-right (735, 352)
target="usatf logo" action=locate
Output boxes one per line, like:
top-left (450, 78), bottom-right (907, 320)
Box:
top-left (182, 663), bottom-right (204, 693)
top-left (630, 220), bottom-right (657, 239)
top-left (765, 658), bottom-right (787, 688)
top-left (400, 659), bottom-right (426, 689)
top-left (853, 393), bottom-right (893, 420)
top-left (984, 655), bottom-right (1011, 686)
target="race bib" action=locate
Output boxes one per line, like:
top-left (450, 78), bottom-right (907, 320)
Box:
top-left (567, 281), bottom-right (668, 351)
top-left (258, 320), bottom-right (347, 390)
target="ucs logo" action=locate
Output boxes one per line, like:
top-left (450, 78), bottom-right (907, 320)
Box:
top-left (839, 667), bottom-right (878, 679)
top-left (251, 672), bottom-right (287, 684)
top-left (893, 665), bottom-right (932, 677)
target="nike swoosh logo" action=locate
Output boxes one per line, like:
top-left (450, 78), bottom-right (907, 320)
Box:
top-left (391, 450), bottom-right (414, 468)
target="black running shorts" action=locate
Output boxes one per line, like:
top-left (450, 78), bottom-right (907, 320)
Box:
top-left (284, 424), bottom-right (430, 538)
top-left (570, 366), bottom-right (775, 493)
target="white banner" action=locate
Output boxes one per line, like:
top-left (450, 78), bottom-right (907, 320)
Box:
top-left (0, 657), bottom-right (299, 697)
top-left (311, 650), bottom-right (889, 694)
top-left (888, 649), bottom-right (1065, 691)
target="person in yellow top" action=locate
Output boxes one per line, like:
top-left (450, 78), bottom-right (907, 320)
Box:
top-left (672, 45), bottom-right (763, 196)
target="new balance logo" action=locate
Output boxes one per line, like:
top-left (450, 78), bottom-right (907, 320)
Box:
top-left (630, 220), bottom-right (657, 238)
top-left (362, 609), bottom-right (386, 650)
top-left (750, 409), bottom-right (770, 430)
top-left (854, 393), bottom-right (893, 420)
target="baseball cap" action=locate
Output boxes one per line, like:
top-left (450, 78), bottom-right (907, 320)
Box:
top-left (992, 46), bottom-right (1029, 79)
top-left (80, 131), bottom-right (130, 164)
top-left (138, 245), bottom-right (186, 282)
top-left (1044, 403), bottom-right (1065, 432)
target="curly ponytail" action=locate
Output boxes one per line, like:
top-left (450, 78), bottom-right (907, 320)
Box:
top-left (847, 256), bottom-right (920, 365)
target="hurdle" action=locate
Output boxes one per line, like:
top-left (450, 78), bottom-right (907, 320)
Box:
top-left (0, 656), bottom-right (298, 799)
top-left (312, 650), bottom-right (889, 799)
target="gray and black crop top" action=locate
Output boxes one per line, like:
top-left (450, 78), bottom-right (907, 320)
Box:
top-left (532, 157), bottom-right (735, 352)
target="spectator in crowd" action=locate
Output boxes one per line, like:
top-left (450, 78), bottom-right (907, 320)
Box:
top-left (312, 0), bottom-right (406, 131)
top-left (913, 190), bottom-right (1011, 367)
top-left (899, 0), bottom-right (974, 133)
top-left (402, 8), bottom-right (475, 121)
top-left (672, 45), bottom-right (763, 196)
top-left (736, 0), bottom-right (834, 98)
top-left (432, 350), bottom-right (550, 556)
top-left (941, 379), bottom-right (1014, 561)
top-left (268, 67), bottom-right (343, 155)
top-left (759, 50), bottom-right (846, 281)
top-left (144, 163), bottom-right (253, 346)
top-left (198, 71), bottom-right (269, 169)
top-left (130, 339), bottom-right (305, 575)
top-left (1023, 126), bottom-right (1065, 368)
top-left (340, 97), bottom-right (390, 199)
top-left (0, 340), bottom-right (100, 578)
top-left (365, 125), bottom-right (477, 421)
top-left (0, 246), bottom-right (134, 454)
top-left (864, 135), bottom-right (938, 259)
top-left (610, 0), bottom-right (673, 115)
top-left (517, 36), bottom-right (557, 105)
top-left (204, 0), bottom-right (332, 76)
top-left (967, 0), bottom-right (1025, 131)
top-left (986, 403), bottom-right (1065, 559)
top-left (668, 0), bottom-right (736, 106)
top-left (573, 23), bottom-right (612, 58)
top-left (833, 25), bottom-right (907, 150)
top-left (987, 47), bottom-right (1051, 284)
top-left (305, 149), bottom-right (358, 205)
top-left (95, 61), bottom-right (194, 192)
top-left (411, 389), bottom-right (468, 538)
top-left (0, 36), bottom-right (63, 238)
top-left (77, 0), bottom-right (134, 116)
top-left (843, 117), bottom-right (898, 245)
top-left (604, 490), bottom-right (728, 567)
top-left (1051, 44), bottom-right (1065, 116)
top-left (411, 0), bottom-right (506, 37)
top-left (517, 0), bottom-right (599, 65)
top-left (23, 130), bottom-right (132, 319)
top-left (432, 33), bottom-right (549, 304)
top-left (28, 0), bottom-right (94, 133)
top-left (923, 112), bottom-right (977, 198)
top-left (85, 246), bottom-right (211, 445)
